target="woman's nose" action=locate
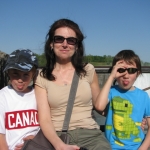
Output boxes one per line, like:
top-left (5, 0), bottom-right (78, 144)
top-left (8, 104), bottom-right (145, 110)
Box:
top-left (62, 39), bottom-right (68, 46)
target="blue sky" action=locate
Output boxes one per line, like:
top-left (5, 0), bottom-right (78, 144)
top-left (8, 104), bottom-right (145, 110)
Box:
top-left (0, 0), bottom-right (150, 62)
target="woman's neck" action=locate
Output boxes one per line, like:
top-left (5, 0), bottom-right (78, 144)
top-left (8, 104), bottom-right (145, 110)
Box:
top-left (54, 62), bottom-right (74, 71)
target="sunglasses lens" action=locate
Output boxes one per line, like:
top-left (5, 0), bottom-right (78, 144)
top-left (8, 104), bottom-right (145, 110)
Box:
top-left (54, 36), bottom-right (78, 45)
top-left (67, 38), bottom-right (78, 45)
top-left (54, 36), bottom-right (64, 43)
top-left (117, 68), bottom-right (126, 73)
top-left (118, 68), bottom-right (138, 74)
top-left (127, 68), bottom-right (138, 74)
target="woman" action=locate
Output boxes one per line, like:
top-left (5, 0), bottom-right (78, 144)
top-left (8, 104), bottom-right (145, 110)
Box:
top-left (35, 18), bottom-right (111, 150)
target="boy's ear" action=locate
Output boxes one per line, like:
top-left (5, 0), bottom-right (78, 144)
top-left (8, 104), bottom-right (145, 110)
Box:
top-left (136, 71), bottom-right (140, 77)
top-left (6, 71), bottom-right (10, 77)
top-left (32, 70), bottom-right (39, 82)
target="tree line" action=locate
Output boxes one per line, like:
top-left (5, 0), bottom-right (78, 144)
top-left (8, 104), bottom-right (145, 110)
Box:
top-left (35, 53), bottom-right (150, 67)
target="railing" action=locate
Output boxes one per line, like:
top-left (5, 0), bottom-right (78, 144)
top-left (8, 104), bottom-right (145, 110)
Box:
top-left (1, 65), bottom-right (150, 90)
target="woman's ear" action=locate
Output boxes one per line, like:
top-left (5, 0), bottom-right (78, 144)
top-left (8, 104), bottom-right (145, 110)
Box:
top-left (75, 44), bottom-right (78, 50)
top-left (50, 43), bottom-right (53, 49)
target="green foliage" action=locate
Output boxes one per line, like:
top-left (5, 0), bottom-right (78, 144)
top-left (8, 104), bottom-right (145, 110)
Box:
top-left (139, 61), bottom-right (150, 66)
top-left (35, 53), bottom-right (150, 67)
top-left (84, 54), bottom-right (114, 66)
top-left (35, 53), bottom-right (46, 67)
top-left (143, 62), bottom-right (150, 66)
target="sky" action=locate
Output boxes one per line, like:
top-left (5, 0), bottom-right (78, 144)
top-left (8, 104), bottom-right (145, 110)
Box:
top-left (0, 0), bottom-right (150, 62)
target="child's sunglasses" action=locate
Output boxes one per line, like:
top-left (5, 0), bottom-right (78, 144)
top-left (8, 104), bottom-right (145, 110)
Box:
top-left (53, 36), bottom-right (78, 45)
top-left (117, 68), bottom-right (138, 74)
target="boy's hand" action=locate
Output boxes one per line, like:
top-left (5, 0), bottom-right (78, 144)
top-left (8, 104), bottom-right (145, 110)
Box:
top-left (141, 118), bottom-right (147, 131)
top-left (14, 143), bottom-right (24, 150)
top-left (14, 135), bottom-right (35, 150)
top-left (23, 135), bottom-right (35, 141)
top-left (111, 60), bottom-right (127, 79)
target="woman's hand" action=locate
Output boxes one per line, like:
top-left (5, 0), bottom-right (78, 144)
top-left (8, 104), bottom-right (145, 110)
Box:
top-left (64, 144), bottom-right (80, 150)
top-left (56, 142), bottom-right (80, 150)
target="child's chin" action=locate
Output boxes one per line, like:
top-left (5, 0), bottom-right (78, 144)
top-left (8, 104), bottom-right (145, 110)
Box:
top-left (15, 88), bottom-right (28, 93)
top-left (120, 85), bottom-right (132, 91)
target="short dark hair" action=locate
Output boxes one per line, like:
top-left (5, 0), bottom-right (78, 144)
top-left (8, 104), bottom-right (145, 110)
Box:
top-left (112, 49), bottom-right (142, 74)
top-left (41, 18), bottom-right (86, 80)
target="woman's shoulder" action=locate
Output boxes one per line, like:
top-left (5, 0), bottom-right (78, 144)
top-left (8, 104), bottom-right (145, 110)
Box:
top-left (84, 63), bottom-right (95, 71)
top-left (83, 63), bottom-right (95, 83)
top-left (37, 69), bottom-right (42, 74)
top-left (36, 69), bottom-right (44, 78)
top-left (35, 69), bottom-right (47, 84)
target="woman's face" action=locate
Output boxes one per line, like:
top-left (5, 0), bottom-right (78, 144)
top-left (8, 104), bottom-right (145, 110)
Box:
top-left (50, 27), bottom-right (78, 62)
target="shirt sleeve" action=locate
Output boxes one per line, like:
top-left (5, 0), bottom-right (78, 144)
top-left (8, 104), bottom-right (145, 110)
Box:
top-left (0, 91), bottom-right (6, 134)
top-left (34, 69), bottom-right (47, 90)
top-left (84, 63), bottom-right (95, 84)
top-left (144, 93), bottom-right (150, 117)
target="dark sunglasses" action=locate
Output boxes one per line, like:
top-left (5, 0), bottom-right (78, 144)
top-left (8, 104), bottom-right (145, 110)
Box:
top-left (53, 36), bottom-right (78, 45)
top-left (117, 68), bottom-right (138, 74)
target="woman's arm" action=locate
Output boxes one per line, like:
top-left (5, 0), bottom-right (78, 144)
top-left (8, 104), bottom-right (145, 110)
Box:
top-left (34, 85), bottom-right (79, 150)
top-left (138, 117), bottom-right (150, 150)
top-left (0, 134), bottom-right (8, 150)
top-left (35, 85), bottom-right (64, 149)
top-left (90, 71), bottom-right (101, 105)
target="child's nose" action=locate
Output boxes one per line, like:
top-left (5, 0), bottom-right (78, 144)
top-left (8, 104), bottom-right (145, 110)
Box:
top-left (123, 71), bottom-right (129, 78)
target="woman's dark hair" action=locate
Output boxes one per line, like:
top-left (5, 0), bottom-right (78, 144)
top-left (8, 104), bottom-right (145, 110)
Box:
top-left (41, 18), bottom-right (86, 80)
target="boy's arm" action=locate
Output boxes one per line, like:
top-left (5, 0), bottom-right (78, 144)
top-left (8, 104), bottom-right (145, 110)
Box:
top-left (138, 117), bottom-right (150, 150)
top-left (0, 134), bottom-right (8, 150)
top-left (94, 74), bottom-right (114, 111)
top-left (95, 60), bottom-right (127, 111)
